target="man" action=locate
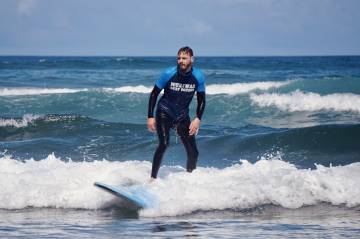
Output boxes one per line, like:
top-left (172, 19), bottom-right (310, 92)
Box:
top-left (147, 46), bottom-right (206, 179)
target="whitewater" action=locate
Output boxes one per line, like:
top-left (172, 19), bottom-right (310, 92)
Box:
top-left (1, 153), bottom-right (359, 218)
top-left (251, 90), bottom-right (360, 113)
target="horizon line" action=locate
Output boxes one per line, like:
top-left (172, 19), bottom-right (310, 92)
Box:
top-left (1, 54), bottom-right (360, 58)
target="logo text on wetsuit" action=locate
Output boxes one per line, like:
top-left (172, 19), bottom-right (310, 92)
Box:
top-left (170, 82), bottom-right (195, 92)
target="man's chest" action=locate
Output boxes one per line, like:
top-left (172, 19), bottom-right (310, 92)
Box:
top-left (165, 75), bottom-right (198, 94)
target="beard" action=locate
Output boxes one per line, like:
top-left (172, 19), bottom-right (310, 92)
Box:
top-left (178, 62), bottom-right (192, 72)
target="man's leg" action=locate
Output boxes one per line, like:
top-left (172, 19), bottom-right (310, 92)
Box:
top-left (177, 117), bottom-right (199, 172)
top-left (151, 111), bottom-right (172, 178)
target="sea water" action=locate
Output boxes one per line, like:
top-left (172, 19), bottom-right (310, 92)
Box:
top-left (0, 56), bottom-right (360, 238)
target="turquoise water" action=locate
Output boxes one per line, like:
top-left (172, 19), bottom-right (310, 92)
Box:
top-left (0, 56), bottom-right (359, 238)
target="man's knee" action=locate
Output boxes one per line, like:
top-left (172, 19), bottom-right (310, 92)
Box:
top-left (193, 147), bottom-right (198, 158)
top-left (158, 139), bottom-right (170, 151)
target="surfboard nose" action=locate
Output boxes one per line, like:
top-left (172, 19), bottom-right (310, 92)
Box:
top-left (94, 182), bottom-right (156, 209)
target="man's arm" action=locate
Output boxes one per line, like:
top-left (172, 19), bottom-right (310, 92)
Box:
top-left (196, 92), bottom-right (205, 120)
top-left (189, 92), bottom-right (206, 135)
top-left (147, 85), bottom-right (161, 132)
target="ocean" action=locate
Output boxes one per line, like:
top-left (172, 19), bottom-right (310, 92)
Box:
top-left (0, 56), bottom-right (359, 238)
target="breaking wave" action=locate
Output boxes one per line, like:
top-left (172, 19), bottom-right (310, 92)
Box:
top-left (0, 154), bottom-right (359, 217)
top-left (250, 90), bottom-right (360, 113)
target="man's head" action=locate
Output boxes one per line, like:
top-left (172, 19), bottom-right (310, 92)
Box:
top-left (177, 46), bottom-right (194, 72)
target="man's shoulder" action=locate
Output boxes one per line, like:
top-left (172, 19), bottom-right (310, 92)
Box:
top-left (192, 67), bottom-right (205, 83)
top-left (162, 66), bottom-right (177, 78)
top-left (156, 66), bottom-right (177, 89)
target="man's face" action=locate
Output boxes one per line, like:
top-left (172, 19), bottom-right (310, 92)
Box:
top-left (177, 52), bottom-right (193, 72)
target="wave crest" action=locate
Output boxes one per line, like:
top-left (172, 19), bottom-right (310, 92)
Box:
top-left (103, 81), bottom-right (291, 95)
top-left (0, 114), bottom-right (41, 128)
top-left (0, 81), bottom-right (291, 96)
top-left (250, 90), bottom-right (360, 113)
top-left (103, 85), bottom-right (152, 93)
top-left (206, 80), bottom-right (291, 95)
top-left (0, 88), bottom-right (88, 96)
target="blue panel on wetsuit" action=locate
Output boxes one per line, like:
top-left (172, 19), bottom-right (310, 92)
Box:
top-left (155, 66), bottom-right (177, 89)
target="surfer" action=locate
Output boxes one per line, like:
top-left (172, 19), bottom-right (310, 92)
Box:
top-left (147, 46), bottom-right (206, 179)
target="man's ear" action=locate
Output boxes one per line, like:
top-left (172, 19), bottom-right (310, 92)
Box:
top-left (191, 56), bottom-right (195, 63)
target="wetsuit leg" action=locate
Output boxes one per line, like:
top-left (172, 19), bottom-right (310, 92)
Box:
top-left (176, 117), bottom-right (199, 172)
top-left (151, 111), bottom-right (172, 178)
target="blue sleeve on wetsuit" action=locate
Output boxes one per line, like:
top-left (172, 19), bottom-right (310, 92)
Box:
top-left (192, 67), bottom-right (206, 92)
top-left (155, 66), bottom-right (177, 89)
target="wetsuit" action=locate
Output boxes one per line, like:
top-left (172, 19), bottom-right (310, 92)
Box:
top-left (148, 66), bottom-right (206, 178)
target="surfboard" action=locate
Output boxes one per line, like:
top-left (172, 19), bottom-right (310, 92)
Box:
top-left (94, 182), bottom-right (154, 209)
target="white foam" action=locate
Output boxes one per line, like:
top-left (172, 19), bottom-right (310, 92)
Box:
top-left (143, 160), bottom-right (360, 217)
top-left (103, 85), bottom-right (152, 94)
top-left (250, 90), bottom-right (360, 113)
top-left (115, 57), bottom-right (130, 62)
top-left (0, 153), bottom-right (151, 210)
top-left (0, 88), bottom-right (88, 96)
top-left (206, 81), bottom-right (291, 95)
top-left (0, 81), bottom-right (290, 97)
top-left (0, 114), bottom-right (41, 128)
top-left (0, 154), bottom-right (359, 217)
top-left (102, 81), bottom-right (291, 95)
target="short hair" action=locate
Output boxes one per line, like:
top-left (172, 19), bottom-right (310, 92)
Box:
top-left (177, 46), bottom-right (193, 57)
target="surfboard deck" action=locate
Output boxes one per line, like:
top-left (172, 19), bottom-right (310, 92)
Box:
top-left (94, 182), bottom-right (154, 209)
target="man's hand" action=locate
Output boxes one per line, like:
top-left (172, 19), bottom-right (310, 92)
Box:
top-left (189, 117), bottom-right (201, 136)
top-left (147, 118), bottom-right (156, 132)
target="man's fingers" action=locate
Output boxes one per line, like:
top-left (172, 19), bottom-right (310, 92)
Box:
top-left (150, 123), bottom-right (156, 132)
top-left (189, 125), bottom-right (197, 135)
top-left (189, 123), bottom-right (193, 134)
top-left (147, 119), bottom-right (156, 132)
top-left (189, 119), bottom-right (200, 135)
top-left (190, 127), bottom-right (198, 136)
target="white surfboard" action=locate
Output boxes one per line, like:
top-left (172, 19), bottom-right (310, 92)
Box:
top-left (94, 182), bottom-right (155, 209)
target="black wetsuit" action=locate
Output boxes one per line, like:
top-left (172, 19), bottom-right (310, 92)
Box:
top-left (148, 66), bottom-right (206, 178)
